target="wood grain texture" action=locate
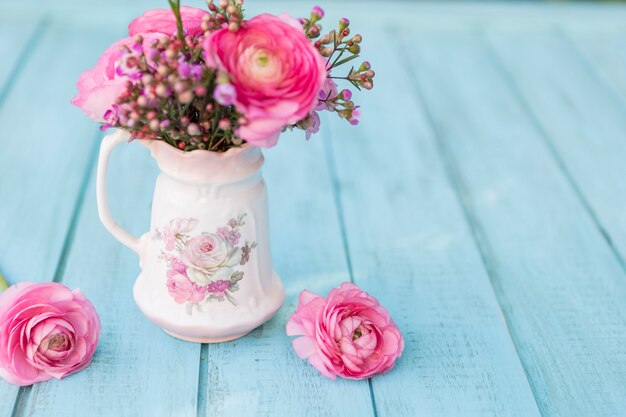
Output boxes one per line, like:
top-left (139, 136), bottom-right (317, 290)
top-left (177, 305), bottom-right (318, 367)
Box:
top-left (552, 28), bottom-right (626, 263)
top-left (0, 16), bottom-right (42, 417)
top-left (0, 18), bottom-right (112, 417)
top-left (324, 27), bottom-right (541, 417)
top-left (200, 131), bottom-right (375, 417)
top-left (404, 29), bottom-right (626, 417)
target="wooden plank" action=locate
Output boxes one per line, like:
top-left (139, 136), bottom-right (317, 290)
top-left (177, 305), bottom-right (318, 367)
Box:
top-left (404, 28), bottom-right (626, 417)
top-left (200, 130), bottom-right (375, 417)
top-left (17, 141), bottom-right (202, 417)
top-left (325, 28), bottom-right (541, 417)
top-left (549, 28), bottom-right (626, 262)
top-left (0, 17), bottom-right (107, 416)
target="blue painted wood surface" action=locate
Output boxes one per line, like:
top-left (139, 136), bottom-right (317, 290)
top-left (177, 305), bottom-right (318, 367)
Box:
top-left (1, 2), bottom-right (626, 416)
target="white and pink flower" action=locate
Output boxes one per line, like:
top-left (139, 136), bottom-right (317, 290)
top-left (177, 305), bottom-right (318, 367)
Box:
top-left (155, 214), bottom-right (255, 310)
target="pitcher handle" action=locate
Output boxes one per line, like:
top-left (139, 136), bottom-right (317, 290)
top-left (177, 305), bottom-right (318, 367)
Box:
top-left (96, 129), bottom-right (144, 256)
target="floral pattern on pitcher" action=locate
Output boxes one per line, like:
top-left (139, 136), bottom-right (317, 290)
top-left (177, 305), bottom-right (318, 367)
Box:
top-left (153, 214), bottom-right (257, 313)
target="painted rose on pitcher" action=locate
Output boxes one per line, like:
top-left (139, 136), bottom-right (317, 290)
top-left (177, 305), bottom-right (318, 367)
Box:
top-left (183, 233), bottom-right (241, 284)
top-left (153, 214), bottom-right (256, 312)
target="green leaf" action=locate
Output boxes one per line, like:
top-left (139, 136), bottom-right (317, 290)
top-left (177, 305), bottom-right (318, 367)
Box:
top-left (332, 54), bottom-right (360, 69)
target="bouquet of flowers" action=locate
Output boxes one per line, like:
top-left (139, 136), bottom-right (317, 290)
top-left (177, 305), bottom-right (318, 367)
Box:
top-left (72, 0), bottom-right (375, 152)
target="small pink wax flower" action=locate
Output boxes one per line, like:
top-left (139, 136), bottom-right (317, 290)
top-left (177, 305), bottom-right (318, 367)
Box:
top-left (286, 282), bottom-right (404, 380)
top-left (203, 13), bottom-right (326, 147)
top-left (128, 6), bottom-right (209, 38)
top-left (0, 282), bottom-right (101, 386)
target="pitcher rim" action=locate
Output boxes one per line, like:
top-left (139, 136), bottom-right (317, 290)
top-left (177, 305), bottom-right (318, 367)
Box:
top-left (135, 137), bottom-right (258, 160)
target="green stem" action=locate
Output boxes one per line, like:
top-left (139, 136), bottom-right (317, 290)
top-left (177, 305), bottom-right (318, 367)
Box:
top-left (168, 0), bottom-right (186, 43)
top-left (329, 47), bottom-right (348, 70)
top-left (0, 274), bottom-right (9, 292)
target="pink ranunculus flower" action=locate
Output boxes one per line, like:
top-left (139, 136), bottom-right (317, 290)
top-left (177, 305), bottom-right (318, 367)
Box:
top-left (203, 13), bottom-right (327, 147)
top-left (286, 282), bottom-right (404, 380)
top-left (0, 282), bottom-right (101, 386)
top-left (71, 33), bottom-right (163, 122)
top-left (128, 6), bottom-right (208, 38)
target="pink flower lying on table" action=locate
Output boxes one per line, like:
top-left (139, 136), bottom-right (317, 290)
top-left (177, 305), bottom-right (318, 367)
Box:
top-left (0, 282), bottom-right (101, 386)
top-left (286, 282), bottom-right (404, 380)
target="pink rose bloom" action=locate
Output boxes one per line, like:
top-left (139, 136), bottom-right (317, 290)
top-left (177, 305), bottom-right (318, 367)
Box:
top-left (128, 6), bottom-right (208, 38)
top-left (286, 282), bottom-right (404, 380)
top-left (182, 234), bottom-right (240, 285)
top-left (203, 14), bottom-right (326, 147)
top-left (166, 273), bottom-right (206, 304)
top-left (0, 282), bottom-right (101, 386)
top-left (71, 33), bottom-right (163, 122)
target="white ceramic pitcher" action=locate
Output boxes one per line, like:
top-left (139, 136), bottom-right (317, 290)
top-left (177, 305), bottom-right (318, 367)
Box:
top-left (96, 129), bottom-right (284, 343)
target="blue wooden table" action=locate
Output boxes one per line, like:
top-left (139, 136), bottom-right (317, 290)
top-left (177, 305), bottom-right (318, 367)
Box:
top-left (1, 1), bottom-right (626, 416)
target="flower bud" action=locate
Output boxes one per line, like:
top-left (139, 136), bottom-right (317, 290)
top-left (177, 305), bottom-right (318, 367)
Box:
top-left (158, 37), bottom-right (170, 48)
top-left (174, 81), bottom-right (186, 94)
top-left (133, 34), bottom-right (143, 45)
top-left (358, 61), bottom-right (371, 72)
top-left (219, 0), bottom-right (228, 9)
top-left (165, 48), bottom-right (177, 60)
top-left (137, 96), bottom-right (148, 107)
top-left (339, 18), bottom-right (350, 31)
top-left (341, 28), bottom-right (350, 38)
top-left (227, 4), bottom-right (237, 14)
top-left (228, 22), bottom-right (239, 32)
top-left (351, 34), bottom-right (363, 44)
top-left (319, 34), bottom-right (332, 44)
top-left (308, 25), bottom-right (320, 38)
top-left (348, 44), bottom-right (360, 54)
top-left (157, 65), bottom-right (169, 77)
top-left (194, 86), bottom-right (207, 97)
top-left (311, 6), bottom-right (325, 19)
top-left (178, 90), bottom-right (194, 104)
top-left (149, 119), bottom-right (160, 131)
top-left (208, 2), bottom-right (218, 11)
top-left (218, 118), bottom-right (231, 130)
top-left (205, 103), bottom-right (214, 113)
top-left (160, 119), bottom-right (171, 129)
top-left (155, 83), bottom-right (170, 97)
top-left (180, 116), bottom-right (190, 126)
top-left (339, 89), bottom-right (352, 100)
top-left (362, 81), bottom-right (373, 90)
top-left (321, 47), bottom-right (333, 57)
top-left (187, 123), bottom-right (201, 136)
top-left (178, 141), bottom-right (186, 150)
top-left (365, 70), bottom-right (375, 79)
